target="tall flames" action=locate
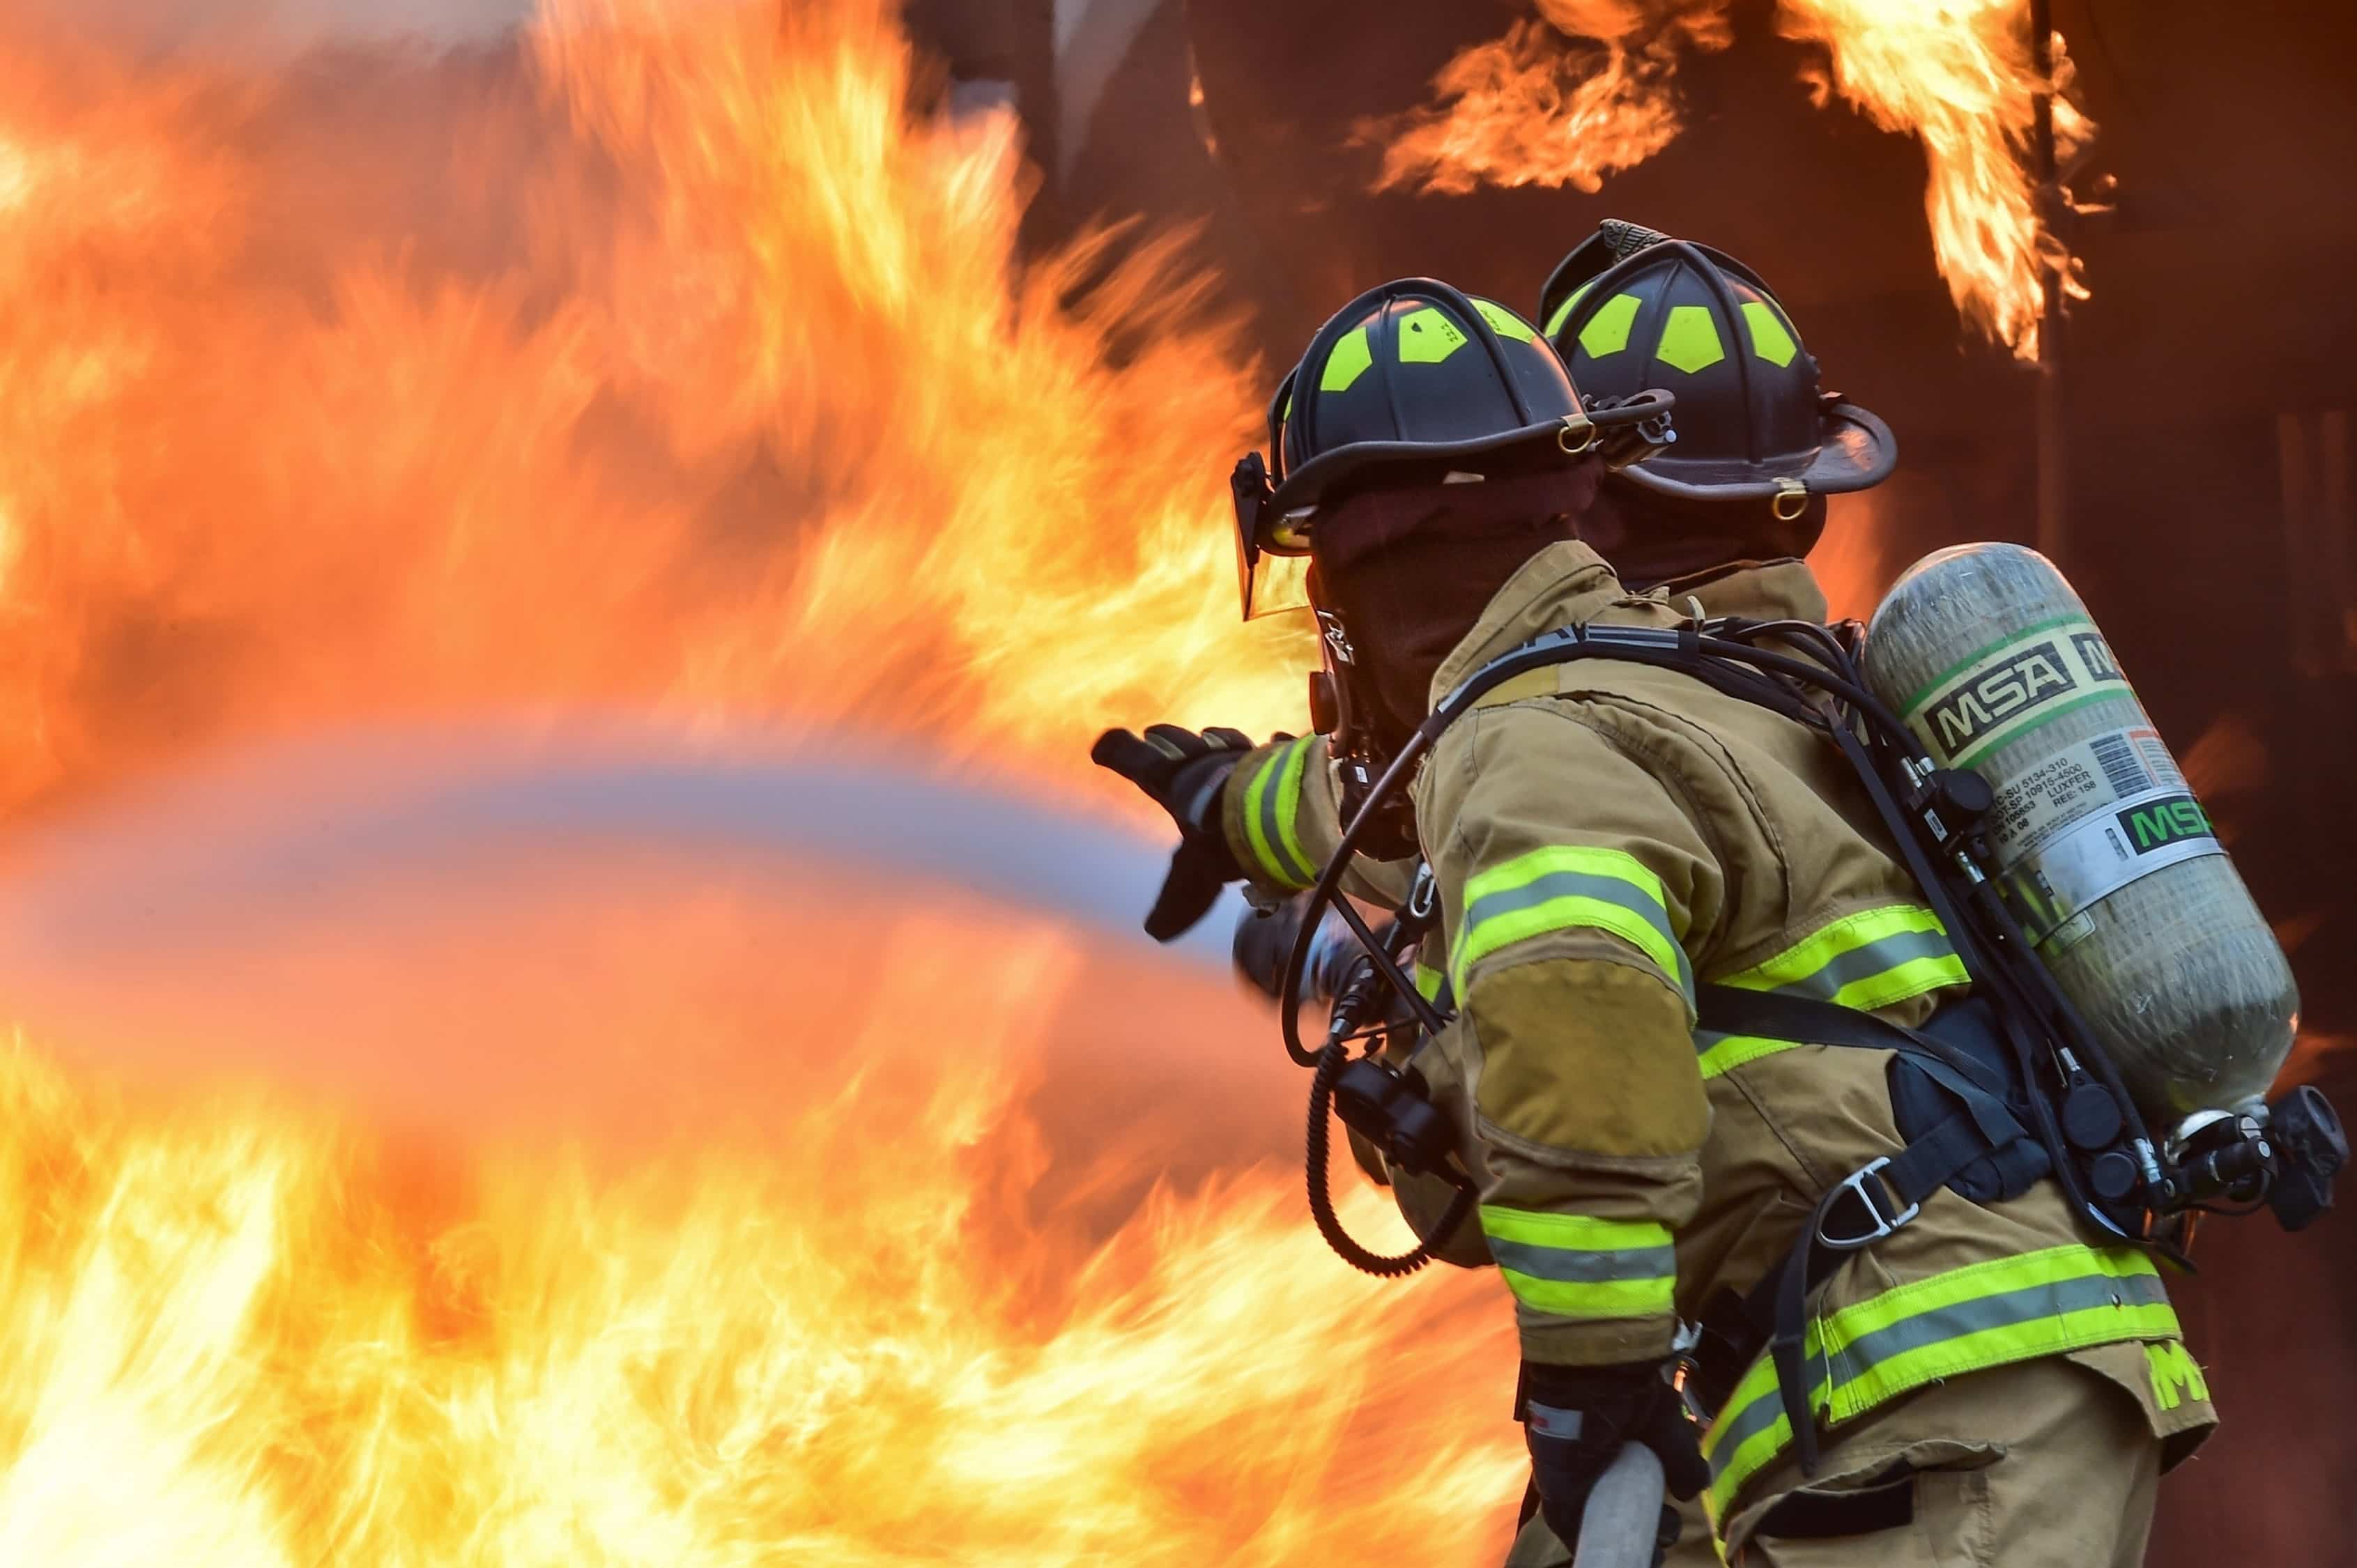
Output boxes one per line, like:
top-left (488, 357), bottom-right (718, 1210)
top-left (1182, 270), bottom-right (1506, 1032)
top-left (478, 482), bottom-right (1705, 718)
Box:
top-left (0, 1), bottom-right (1550, 1561)
top-left (1368, 0), bottom-right (2094, 358)
top-left (0, 847), bottom-right (1521, 1562)
top-left (0, 0), bottom-right (1307, 818)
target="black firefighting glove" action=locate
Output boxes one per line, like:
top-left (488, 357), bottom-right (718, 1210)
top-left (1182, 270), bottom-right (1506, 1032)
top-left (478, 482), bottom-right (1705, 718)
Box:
top-left (1091, 724), bottom-right (1259, 941)
top-left (1521, 1360), bottom-right (1707, 1566)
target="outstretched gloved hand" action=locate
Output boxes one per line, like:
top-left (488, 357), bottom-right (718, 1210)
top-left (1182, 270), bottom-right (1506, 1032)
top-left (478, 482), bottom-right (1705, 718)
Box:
top-left (1521, 1360), bottom-right (1707, 1567)
top-left (1091, 724), bottom-right (1257, 941)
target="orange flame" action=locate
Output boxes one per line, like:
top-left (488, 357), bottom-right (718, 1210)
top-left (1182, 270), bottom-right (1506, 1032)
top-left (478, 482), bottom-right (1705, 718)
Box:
top-left (1363, 1), bottom-right (1730, 196)
top-left (0, 0), bottom-right (1308, 819)
top-left (0, 0), bottom-right (1558, 1558)
top-left (0, 860), bottom-right (1521, 1560)
top-left (1779, 0), bottom-right (2092, 357)
top-left (1370, 0), bottom-right (2093, 358)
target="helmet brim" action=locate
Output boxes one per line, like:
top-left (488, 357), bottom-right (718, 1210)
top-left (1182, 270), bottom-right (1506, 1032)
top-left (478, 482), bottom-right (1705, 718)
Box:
top-left (1258, 418), bottom-right (1580, 553)
top-left (1613, 399), bottom-right (1896, 502)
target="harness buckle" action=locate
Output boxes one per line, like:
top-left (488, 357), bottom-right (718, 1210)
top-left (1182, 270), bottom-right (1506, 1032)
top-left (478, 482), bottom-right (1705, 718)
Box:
top-left (1817, 1157), bottom-right (1920, 1250)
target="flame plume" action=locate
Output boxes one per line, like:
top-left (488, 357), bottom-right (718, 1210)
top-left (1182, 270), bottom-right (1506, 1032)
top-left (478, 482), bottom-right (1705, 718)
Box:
top-left (1367, 0), bottom-right (2095, 358)
top-left (1363, 1), bottom-right (1732, 197)
top-left (0, 0), bottom-right (1307, 817)
top-left (0, 862), bottom-right (1521, 1563)
top-left (0, 0), bottom-right (1553, 1560)
top-left (1777, 0), bottom-right (2092, 356)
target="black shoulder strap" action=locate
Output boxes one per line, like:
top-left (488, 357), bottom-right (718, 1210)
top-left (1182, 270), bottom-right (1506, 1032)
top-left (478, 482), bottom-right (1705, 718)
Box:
top-left (1696, 985), bottom-right (2009, 1100)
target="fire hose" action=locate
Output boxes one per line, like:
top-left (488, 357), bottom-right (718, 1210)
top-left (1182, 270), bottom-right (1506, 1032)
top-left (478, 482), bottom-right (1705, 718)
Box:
top-left (1572, 1444), bottom-right (1668, 1568)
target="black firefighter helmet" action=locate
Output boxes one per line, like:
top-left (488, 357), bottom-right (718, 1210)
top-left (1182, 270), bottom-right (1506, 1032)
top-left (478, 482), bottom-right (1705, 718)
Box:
top-left (1230, 277), bottom-right (1669, 619)
top-left (1537, 220), bottom-right (1894, 520)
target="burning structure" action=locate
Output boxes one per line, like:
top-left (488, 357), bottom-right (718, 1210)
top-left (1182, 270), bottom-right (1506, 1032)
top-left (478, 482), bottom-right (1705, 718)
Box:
top-left (0, 0), bottom-right (2349, 1561)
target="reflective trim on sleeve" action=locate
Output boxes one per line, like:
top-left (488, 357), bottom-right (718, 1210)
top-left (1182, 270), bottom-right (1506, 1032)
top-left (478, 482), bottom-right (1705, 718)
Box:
top-left (1700, 1245), bottom-right (2180, 1521)
top-left (1450, 845), bottom-right (1693, 1002)
top-left (1479, 1206), bottom-right (1677, 1321)
top-left (1719, 903), bottom-right (1967, 1013)
top-left (1239, 738), bottom-right (1316, 890)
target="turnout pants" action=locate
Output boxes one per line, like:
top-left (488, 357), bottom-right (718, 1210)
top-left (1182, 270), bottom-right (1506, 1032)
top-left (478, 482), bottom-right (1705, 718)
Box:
top-left (1505, 1353), bottom-right (2163, 1567)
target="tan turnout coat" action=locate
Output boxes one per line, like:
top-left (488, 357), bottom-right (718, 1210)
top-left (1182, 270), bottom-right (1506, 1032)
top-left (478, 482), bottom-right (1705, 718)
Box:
top-left (1222, 541), bottom-right (2212, 1533)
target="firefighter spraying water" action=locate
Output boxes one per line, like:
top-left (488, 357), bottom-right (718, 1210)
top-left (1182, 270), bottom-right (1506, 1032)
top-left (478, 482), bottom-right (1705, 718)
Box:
top-left (0, 0), bottom-right (2349, 1562)
top-left (1099, 224), bottom-right (2344, 1565)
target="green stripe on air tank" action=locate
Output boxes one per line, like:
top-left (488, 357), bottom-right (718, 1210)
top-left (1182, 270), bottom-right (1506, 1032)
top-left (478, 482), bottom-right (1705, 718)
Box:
top-left (1947, 691), bottom-right (2142, 771)
top-left (1894, 613), bottom-right (2090, 718)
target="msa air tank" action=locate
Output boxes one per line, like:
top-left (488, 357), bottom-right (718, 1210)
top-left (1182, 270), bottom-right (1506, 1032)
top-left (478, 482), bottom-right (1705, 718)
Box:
top-left (1864, 544), bottom-right (2298, 1126)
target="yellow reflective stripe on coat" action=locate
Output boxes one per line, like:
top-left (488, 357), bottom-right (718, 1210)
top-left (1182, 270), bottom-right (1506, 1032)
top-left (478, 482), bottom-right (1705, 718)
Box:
top-left (1480, 1206), bottom-right (1676, 1321)
top-left (1239, 738), bottom-right (1316, 889)
top-left (1719, 903), bottom-right (1967, 1013)
top-left (1413, 960), bottom-right (1448, 1005)
top-left (1451, 845), bottom-right (1693, 1002)
top-left (1692, 1031), bottom-right (1806, 1080)
top-left (1698, 1245), bottom-right (2179, 1519)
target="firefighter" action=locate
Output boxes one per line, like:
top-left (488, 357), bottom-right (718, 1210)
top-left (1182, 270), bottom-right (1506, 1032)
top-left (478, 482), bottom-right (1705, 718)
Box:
top-left (1094, 237), bottom-right (2215, 1566)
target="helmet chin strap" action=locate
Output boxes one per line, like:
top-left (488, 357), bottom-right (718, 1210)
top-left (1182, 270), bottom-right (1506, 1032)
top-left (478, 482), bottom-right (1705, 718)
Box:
top-left (1309, 602), bottom-right (1421, 861)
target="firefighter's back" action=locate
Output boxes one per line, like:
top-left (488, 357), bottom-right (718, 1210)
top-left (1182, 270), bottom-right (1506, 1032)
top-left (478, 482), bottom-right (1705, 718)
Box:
top-left (1413, 544), bottom-right (2214, 1558)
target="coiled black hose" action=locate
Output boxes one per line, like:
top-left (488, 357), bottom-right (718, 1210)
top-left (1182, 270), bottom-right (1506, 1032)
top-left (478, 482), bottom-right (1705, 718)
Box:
top-left (1305, 1043), bottom-right (1476, 1277)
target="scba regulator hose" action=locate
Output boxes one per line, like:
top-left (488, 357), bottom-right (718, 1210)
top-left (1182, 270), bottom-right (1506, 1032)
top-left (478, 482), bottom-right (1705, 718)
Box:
top-left (1304, 1043), bottom-right (1473, 1277)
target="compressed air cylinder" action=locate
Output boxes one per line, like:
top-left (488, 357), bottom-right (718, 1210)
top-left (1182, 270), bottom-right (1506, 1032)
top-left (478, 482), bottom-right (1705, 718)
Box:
top-left (1863, 544), bottom-right (2298, 1125)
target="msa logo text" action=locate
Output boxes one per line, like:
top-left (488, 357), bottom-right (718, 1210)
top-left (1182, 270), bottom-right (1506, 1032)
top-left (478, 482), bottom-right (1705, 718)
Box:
top-left (2118, 793), bottom-right (2213, 854)
top-left (1928, 640), bottom-right (2078, 753)
top-left (2073, 631), bottom-right (2123, 683)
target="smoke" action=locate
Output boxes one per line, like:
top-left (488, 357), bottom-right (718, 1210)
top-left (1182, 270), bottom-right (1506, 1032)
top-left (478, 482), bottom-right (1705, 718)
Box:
top-left (15, 0), bottom-right (532, 56)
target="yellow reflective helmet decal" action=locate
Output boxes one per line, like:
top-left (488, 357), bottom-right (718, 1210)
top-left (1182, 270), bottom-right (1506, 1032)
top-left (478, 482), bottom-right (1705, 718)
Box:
top-left (1655, 305), bottom-right (1726, 373)
top-left (1742, 300), bottom-right (1799, 367)
top-left (1319, 327), bottom-right (1374, 392)
top-left (1544, 281), bottom-right (1597, 339)
top-left (1576, 293), bottom-right (1643, 359)
top-left (1473, 298), bottom-right (1537, 344)
top-left (1395, 307), bottom-right (1469, 364)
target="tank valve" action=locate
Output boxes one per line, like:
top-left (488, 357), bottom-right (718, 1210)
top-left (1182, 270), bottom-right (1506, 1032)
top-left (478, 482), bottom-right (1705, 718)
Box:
top-left (2267, 1085), bottom-right (2347, 1232)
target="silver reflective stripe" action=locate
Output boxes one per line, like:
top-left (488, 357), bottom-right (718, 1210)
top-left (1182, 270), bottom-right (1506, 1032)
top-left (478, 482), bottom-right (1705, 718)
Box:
top-left (1488, 1236), bottom-right (1680, 1286)
top-left (1829, 1268), bottom-right (2172, 1376)
top-left (1703, 1376), bottom-right (1790, 1479)
top-left (1704, 1266), bottom-right (2174, 1475)
top-left (1771, 926), bottom-right (1957, 1001)
top-left (1462, 867), bottom-right (1694, 999)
